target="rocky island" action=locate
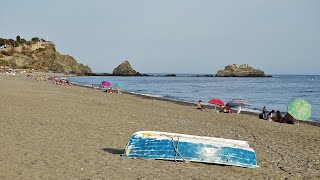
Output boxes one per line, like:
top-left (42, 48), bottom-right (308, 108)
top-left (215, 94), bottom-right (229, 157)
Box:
top-left (112, 60), bottom-right (142, 76)
top-left (85, 60), bottom-right (151, 76)
top-left (215, 64), bottom-right (271, 77)
top-left (0, 36), bottom-right (91, 75)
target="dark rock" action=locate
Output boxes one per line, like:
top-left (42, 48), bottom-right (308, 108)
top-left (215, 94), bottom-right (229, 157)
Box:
top-left (140, 74), bottom-right (151, 76)
top-left (83, 72), bottom-right (151, 76)
top-left (165, 74), bottom-right (177, 77)
top-left (112, 61), bottom-right (141, 76)
top-left (191, 74), bottom-right (214, 77)
top-left (215, 64), bottom-right (271, 77)
top-left (83, 73), bottom-right (112, 76)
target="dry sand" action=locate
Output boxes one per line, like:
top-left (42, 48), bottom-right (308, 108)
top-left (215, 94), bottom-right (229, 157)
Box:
top-left (0, 73), bottom-right (319, 180)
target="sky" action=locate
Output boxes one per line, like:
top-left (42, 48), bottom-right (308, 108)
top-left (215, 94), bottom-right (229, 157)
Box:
top-left (1, 0), bottom-right (320, 75)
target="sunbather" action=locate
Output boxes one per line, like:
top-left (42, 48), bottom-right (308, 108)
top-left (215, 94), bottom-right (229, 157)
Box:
top-left (196, 100), bottom-right (206, 111)
top-left (222, 105), bottom-right (232, 113)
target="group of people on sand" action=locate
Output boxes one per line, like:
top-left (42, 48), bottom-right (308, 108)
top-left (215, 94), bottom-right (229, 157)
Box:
top-left (196, 100), bottom-right (237, 114)
top-left (259, 106), bottom-right (294, 124)
top-left (26, 73), bottom-right (71, 86)
top-left (27, 73), bottom-right (49, 82)
top-left (196, 101), bottom-right (295, 124)
top-left (92, 84), bottom-right (122, 94)
top-left (52, 75), bottom-right (72, 86)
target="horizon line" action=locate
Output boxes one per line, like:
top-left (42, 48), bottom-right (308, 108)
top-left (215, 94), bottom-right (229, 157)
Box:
top-left (91, 72), bottom-right (320, 76)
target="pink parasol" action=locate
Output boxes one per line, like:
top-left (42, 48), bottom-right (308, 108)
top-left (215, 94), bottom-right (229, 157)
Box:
top-left (101, 81), bottom-right (111, 87)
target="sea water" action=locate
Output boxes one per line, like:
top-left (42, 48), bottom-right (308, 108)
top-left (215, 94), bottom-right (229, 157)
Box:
top-left (67, 74), bottom-right (320, 122)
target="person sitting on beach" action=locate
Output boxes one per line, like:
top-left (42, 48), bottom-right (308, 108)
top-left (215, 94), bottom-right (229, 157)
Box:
top-left (52, 75), bottom-right (57, 84)
top-left (267, 110), bottom-right (276, 121)
top-left (63, 79), bottom-right (70, 86)
top-left (196, 100), bottom-right (206, 111)
top-left (115, 86), bottom-right (121, 94)
top-left (275, 110), bottom-right (283, 122)
top-left (97, 85), bottom-right (103, 90)
top-left (222, 105), bottom-right (232, 113)
top-left (283, 113), bottom-right (294, 124)
top-left (109, 87), bottom-right (114, 93)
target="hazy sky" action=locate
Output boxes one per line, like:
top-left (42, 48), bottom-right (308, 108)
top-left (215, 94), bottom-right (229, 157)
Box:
top-left (1, 0), bottom-right (320, 74)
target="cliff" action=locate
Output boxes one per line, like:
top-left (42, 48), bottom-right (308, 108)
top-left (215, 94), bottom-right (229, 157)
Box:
top-left (216, 64), bottom-right (270, 77)
top-left (0, 36), bottom-right (91, 75)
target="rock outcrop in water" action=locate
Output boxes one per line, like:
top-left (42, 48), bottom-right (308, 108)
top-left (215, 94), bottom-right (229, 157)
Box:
top-left (216, 64), bottom-right (270, 77)
top-left (165, 74), bottom-right (177, 77)
top-left (0, 36), bottom-right (92, 75)
top-left (112, 61), bottom-right (141, 76)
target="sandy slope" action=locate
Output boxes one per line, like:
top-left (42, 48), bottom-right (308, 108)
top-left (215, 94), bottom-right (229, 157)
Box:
top-left (0, 73), bottom-right (319, 179)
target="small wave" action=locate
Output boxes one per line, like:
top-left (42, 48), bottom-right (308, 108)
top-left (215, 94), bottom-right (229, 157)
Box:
top-left (71, 82), bottom-right (80, 85)
top-left (83, 84), bottom-right (94, 88)
top-left (70, 82), bottom-right (93, 88)
top-left (302, 90), bottom-right (314, 93)
top-left (163, 95), bottom-right (179, 99)
top-left (141, 93), bottom-right (163, 98)
top-left (130, 92), bottom-right (164, 98)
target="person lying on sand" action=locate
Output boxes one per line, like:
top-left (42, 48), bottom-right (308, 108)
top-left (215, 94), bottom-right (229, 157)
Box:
top-left (283, 113), bottom-right (294, 124)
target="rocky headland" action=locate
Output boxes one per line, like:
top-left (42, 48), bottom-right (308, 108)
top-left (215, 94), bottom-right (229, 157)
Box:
top-left (0, 36), bottom-right (91, 75)
top-left (215, 64), bottom-right (271, 77)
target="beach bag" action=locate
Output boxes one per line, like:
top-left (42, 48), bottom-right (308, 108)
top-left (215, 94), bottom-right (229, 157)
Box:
top-left (259, 114), bottom-right (264, 119)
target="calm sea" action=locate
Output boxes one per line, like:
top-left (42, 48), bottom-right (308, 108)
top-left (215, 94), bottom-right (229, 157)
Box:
top-left (67, 74), bottom-right (320, 122)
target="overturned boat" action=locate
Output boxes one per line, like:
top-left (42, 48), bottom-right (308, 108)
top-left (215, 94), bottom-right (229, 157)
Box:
top-left (123, 131), bottom-right (258, 168)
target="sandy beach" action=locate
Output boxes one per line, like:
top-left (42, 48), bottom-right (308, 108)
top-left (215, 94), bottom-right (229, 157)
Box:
top-left (0, 73), bottom-right (319, 179)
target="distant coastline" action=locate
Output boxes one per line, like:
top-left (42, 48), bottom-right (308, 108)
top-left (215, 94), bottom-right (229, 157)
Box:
top-left (82, 72), bottom-right (274, 78)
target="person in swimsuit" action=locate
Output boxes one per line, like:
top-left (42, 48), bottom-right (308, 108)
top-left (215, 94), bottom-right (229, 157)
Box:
top-left (196, 100), bottom-right (206, 111)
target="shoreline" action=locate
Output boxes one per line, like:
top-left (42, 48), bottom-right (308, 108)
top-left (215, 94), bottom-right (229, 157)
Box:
top-left (70, 79), bottom-right (320, 127)
top-left (66, 74), bottom-right (320, 122)
top-left (122, 92), bottom-right (320, 127)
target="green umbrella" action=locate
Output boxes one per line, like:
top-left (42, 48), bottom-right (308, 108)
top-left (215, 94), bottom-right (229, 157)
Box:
top-left (287, 98), bottom-right (311, 121)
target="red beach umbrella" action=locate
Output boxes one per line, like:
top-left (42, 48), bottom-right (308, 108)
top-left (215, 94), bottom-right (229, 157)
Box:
top-left (208, 99), bottom-right (225, 107)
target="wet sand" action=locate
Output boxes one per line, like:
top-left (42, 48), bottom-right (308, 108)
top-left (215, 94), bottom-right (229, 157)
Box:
top-left (0, 73), bottom-right (319, 179)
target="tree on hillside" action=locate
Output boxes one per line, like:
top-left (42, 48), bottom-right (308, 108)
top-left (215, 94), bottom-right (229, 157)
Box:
top-left (8, 39), bottom-right (16, 46)
top-left (31, 37), bottom-right (40, 42)
top-left (20, 38), bottom-right (27, 44)
top-left (16, 35), bottom-right (21, 42)
top-left (0, 38), bottom-right (7, 46)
